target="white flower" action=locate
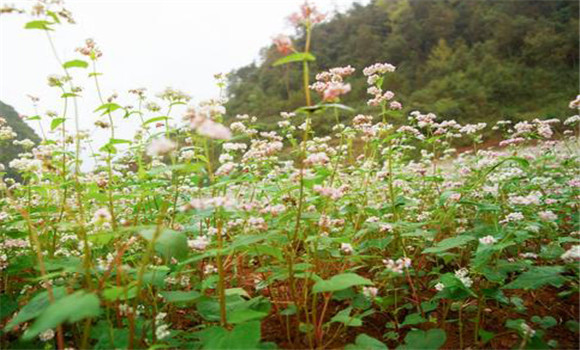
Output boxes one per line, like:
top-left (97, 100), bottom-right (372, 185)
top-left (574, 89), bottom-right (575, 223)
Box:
top-left (147, 137), bottom-right (176, 157)
top-left (501, 212), bottom-right (524, 224)
top-left (564, 115), bottom-right (580, 125)
top-left (569, 95), bottom-right (580, 109)
top-left (92, 208), bottom-right (111, 224)
top-left (519, 252), bottom-right (538, 259)
top-left (197, 119), bottom-right (232, 140)
top-left (155, 323), bottom-right (170, 340)
top-left (39, 329), bottom-right (55, 341)
top-left (454, 268), bottom-right (473, 288)
top-left (380, 224), bottom-right (393, 233)
top-left (304, 152), bottom-right (330, 167)
top-left (479, 235), bottom-right (497, 245)
top-left (538, 210), bottom-right (557, 222)
top-left (204, 264), bottom-right (218, 275)
top-left (188, 236), bottom-right (210, 251)
top-left (383, 257), bottom-right (411, 274)
top-left (340, 243), bottom-right (354, 254)
top-left (520, 323), bottom-right (536, 337)
top-left (561, 245), bottom-right (580, 263)
top-left (362, 286), bottom-right (378, 298)
top-left (435, 282), bottom-right (445, 291)
top-left (215, 162), bottom-right (236, 176)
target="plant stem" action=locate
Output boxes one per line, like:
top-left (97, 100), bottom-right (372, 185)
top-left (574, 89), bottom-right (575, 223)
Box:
top-left (216, 219), bottom-right (228, 327)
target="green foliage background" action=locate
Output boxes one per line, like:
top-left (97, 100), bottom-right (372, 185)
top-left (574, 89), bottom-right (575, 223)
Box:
top-left (226, 0), bottom-right (578, 130)
top-left (0, 101), bottom-right (41, 178)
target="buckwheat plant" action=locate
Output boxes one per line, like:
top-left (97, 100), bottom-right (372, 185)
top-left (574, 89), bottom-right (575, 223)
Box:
top-left (0, 1), bottom-right (578, 350)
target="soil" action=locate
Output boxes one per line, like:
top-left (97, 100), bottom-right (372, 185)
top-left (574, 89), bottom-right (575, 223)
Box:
top-left (258, 285), bottom-right (579, 349)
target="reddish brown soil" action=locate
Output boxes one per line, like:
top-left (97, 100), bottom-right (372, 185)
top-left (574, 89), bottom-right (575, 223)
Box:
top-left (258, 285), bottom-right (579, 349)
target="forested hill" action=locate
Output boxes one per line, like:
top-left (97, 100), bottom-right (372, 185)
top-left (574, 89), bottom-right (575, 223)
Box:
top-left (0, 101), bottom-right (41, 177)
top-left (226, 0), bottom-right (578, 128)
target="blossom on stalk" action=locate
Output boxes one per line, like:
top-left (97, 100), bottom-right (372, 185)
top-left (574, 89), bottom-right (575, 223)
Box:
top-left (273, 34), bottom-right (293, 54)
top-left (538, 210), bottom-right (557, 222)
top-left (146, 137), bottom-right (177, 157)
top-left (184, 106), bottom-right (231, 140)
top-left (479, 235), bottom-right (497, 245)
top-left (362, 286), bottom-right (378, 298)
top-left (92, 208), bottom-right (111, 225)
top-left (188, 236), bottom-right (210, 251)
top-left (340, 243), bottom-right (354, 254)
top-left (454, 268), bottom-right (473, 288)
top-left (569, 95), bottom-right (580, 109)
top-left (288, 1), bottom-right (325, 26)
top-left (561, 245), bottom-right (580, 262)
top-left (383, 257), bottom-right (411, 274)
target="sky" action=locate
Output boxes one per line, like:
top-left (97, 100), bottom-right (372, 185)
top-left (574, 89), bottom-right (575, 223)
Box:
top-left (0, 0), bottom-right (369, 165)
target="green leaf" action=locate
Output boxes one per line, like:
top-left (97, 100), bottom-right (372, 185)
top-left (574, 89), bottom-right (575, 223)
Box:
top-left (4, 287), bottom-right (67, 331)
top-left (94, 103), bottom-right (122, 115)
top-left (63, 59), bottom-right (89, 69)
top-left (330, 307), bottom-right (362, 327)
top-left (397, 329), bottom-right (446, 350)
top-left (227, 309), bottom-right (268, 324)
top-left (109, 138), bottom-right (132, 145)
top-left (565, 320), bottom-right (579, 333)
top-left (46, 11), bottom-right (60, 24)
top-left (160, 291), bottom-right (201, 304)
top-left (423, 235), bottom-right (475, 254)
top-left (61, 92), bottom-right (80, 98)
top-left (196, 295), bottom-right (244, 322)
top-left (143, 267), bottom-right (169, 287)
top-left (92, 322), bottom-right (129, 349)
top-left (225, 288), bottom-right (251, 298)
top-left (100, 143), bottom-right (117, 154)
top-left (503, 266), bottom-right (566, 289)
top-left (194, 321), bottom-right (261, 349)
top-left (312, 273), bottom-right (373, 293)
top-left (401, 312), bottom-right (426, 326)
top-left (272, 52), bottom-right (316, 66)
top-left (295, 103), bottom-right (354, 114)
top-left (50, 118), bottom-right (65, 130)
top-left (0, 294), bottom-right (18, 322)
top-left (230, 235), bottom-right (268, 250)
top-left (143, 116), bottom-right (169, 126)
top-left (23, 291), bottom-right (101, 340)
top-left (24, 20), bottom-right (53, 31)
top-left (345, 334), bottom-right (388, 350)
top-left (280, 304), bottom-right (297, 316)
top-left (103, 285), bottom-right (137, 301)
top-left (531, 315), bottom-right (557, 329)
top-left (139, 229), bottom-right (189, 261)
top-left (478, 329), bottom-right (495, 344)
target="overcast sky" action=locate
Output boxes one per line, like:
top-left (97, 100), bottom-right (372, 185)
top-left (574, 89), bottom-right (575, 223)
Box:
top-left (0, 0), bottom-right (369, 162)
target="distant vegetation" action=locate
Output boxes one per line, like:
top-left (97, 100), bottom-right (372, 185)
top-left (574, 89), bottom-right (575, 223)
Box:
top-left (0, 101), bottom-right (41, 178)
top-left (226, 0), bottom-right (578, 130)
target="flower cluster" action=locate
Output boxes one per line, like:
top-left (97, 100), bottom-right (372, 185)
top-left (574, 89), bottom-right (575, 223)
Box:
top-left (288, 1), bottom-right (325, 26)
top-left (382, 257), bottom-right (412, 274)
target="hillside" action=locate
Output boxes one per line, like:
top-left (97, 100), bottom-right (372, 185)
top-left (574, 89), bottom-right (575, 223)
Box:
top-left (226, 0), bottom-right (578, 129)
top-left (0, 100), bottom-right (41, 178)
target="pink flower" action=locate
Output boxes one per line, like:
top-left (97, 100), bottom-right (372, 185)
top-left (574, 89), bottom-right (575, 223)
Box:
top-left (197, 120), bottom-right (232, 140)
top-left (184, 107), bottom-right (232, 140)
top-left (322, 82), bottom-right (351, 102)
top-left (147, 137), bottom-right (177, 157)
top-left (273, 34), bottom-right (293, 54)
top-left (569, 95), bottom-right (580, 109)
top-left (288, 1), bottom-right (325, 26)
top-left (389, 101), bottom-right (402, 110)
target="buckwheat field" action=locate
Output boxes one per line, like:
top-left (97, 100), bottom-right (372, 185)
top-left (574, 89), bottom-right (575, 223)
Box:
top-left (0, 1), bottom-right (579, 349)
